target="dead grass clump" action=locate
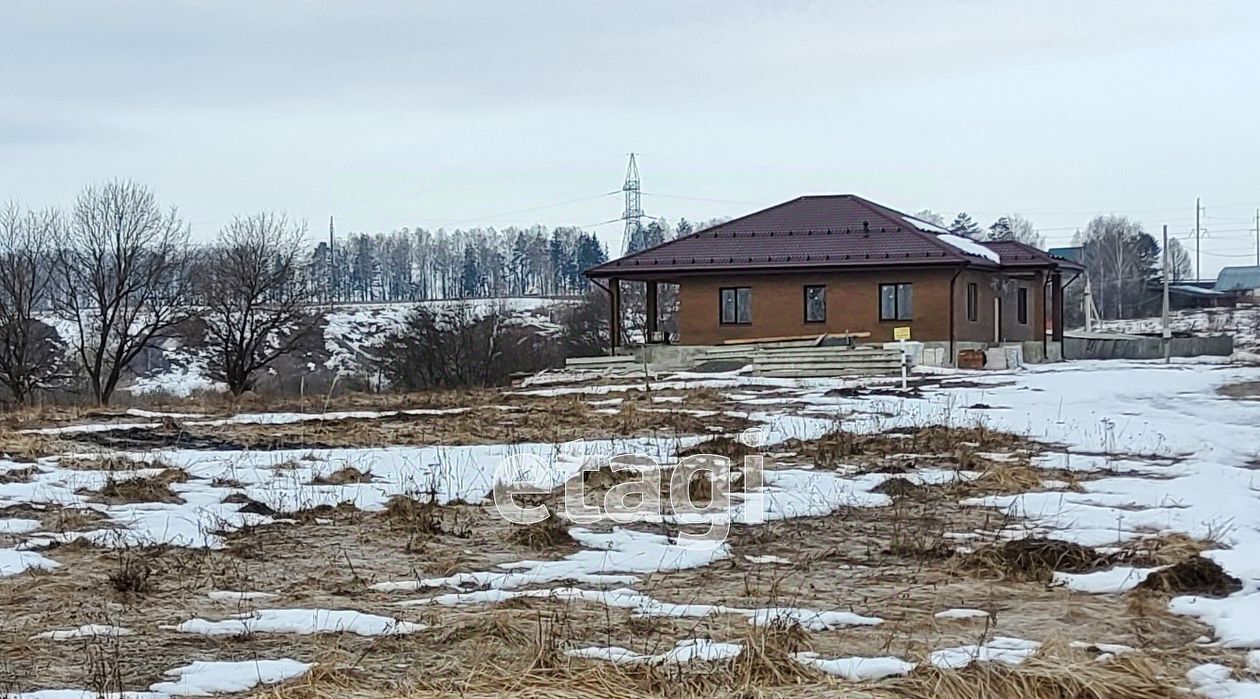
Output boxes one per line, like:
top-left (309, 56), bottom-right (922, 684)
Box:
top-left (893, 651), bottom-right (1178, 699)
top-left (1133, 557), bottom-right (1242, 598)
top-left (582, 463), bottom-right (642, 491)
top-left (108, 549), bottom-right (153, 596)
top-left (893, 424), bottom-right (1032, 454)
top-left (222, 493), bottom-right (279, 517)
top-left (49, 507), bottom-right (111, 532)
top-left (1120, 533), bottom-right (1214, 566)
top-left (506, 509), bottom-right (575, 550)
top-left (729, 618), bottom-right (818, 687)
top-left (873, 476), bottom-right (927, 498)
top-left (792, 425), bottom-right (1032, 468)
top-left (95, 472), bottom-right (185, 505)
top-left (961, 538), bottom-right (1114, 582)
top-left (949, 462), bottom-right (1058, 496)
top-left (379, 494), bottom-right (471, 539)
top-left (435, 612), bottom-right (534, 647)
top-left (687, 472), bottom-right (713, 504)
top-left (0, 430), bottom-right (67, 460)
top-left (0, 465), bottom-right (39, 483)
top-left (310, 466), bottom-right (373, 485)
top-left (678, 436), bottom-right (758, 461)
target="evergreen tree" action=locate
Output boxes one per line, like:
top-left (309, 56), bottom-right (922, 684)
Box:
top-left (948, 212), bottom-right (982, 239)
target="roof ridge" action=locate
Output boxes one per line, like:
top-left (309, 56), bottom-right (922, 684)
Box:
top-left (847, 196), bottom-right (972, 263)
top-left (589, 195), bottom-right (815, 272)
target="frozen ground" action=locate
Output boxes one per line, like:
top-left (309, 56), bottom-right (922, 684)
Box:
top-left (2, 359), bottom-right (1260, 697)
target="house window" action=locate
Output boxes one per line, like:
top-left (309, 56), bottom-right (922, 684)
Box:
top-left (720, 287), bottom-right (751, 324)
top-left (966, 283), bottom-right (978, 322)
top-left (804, 285), bottom-right (826, 323)
top-left (1017, 287), bottom-right (1029, 324)
top-left (879, 283), bottom-right (913, 321)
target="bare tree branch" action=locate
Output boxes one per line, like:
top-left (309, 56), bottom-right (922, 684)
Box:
top-left (0, 203), bottom-right (67, 404)
top-left (51, 181), bottom-right (192, 405)
top-left (195, 212), bottom-right (313, 395)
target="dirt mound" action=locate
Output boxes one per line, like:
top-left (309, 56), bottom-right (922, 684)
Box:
top-left (1134, 557), bottom-right (1242, 597)
top-left (962, 538), bottom-right (1114, 582)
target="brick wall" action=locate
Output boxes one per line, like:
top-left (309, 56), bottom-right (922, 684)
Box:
top-left (674, 268), bottom-right (1047, 345)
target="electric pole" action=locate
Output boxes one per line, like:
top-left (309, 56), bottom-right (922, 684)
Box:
top-left (1194, 197), bottom-right (1202, 282)
top-left (1254, 208), bottom-right (1259, 267)
top-left (621, 153), bottom-right (643, 255)
top-left (1162, 224), bottom-right (1170, 364)
top-left (328, 216), bottom-right (336, 306)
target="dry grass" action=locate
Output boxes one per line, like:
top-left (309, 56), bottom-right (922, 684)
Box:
top-left (789, 425), bottom-right (1034, 469)
top-left (1133, 556), bottom-right (1243, 597)
top-left (894, 650), bottom-right (1180, 699)
top-left (506, 509), bottom-right (576, 550)
top-left (729, 619), bottom-right (819, 687)
top-left (93, 470), bottom-right (187, 505)
top-left (311, 466), bottom-right (374, 485)
top-left (960, 538), bottom-right (1116, 583)
top-left (0, 465), bottom-right (39, 483)
top-left (1120, 533), bottom-right (1216, 566)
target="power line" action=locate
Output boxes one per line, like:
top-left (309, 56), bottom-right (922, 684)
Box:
top-left (433, 191), bottom-right (619, 228)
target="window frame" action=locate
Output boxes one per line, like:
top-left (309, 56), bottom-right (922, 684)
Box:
top-left (878, 282), bottom-right (913, 322)
top-left (803, 284), bottom-right (827, 323)
top-left (719, 286), bottom-right (752, 325)
top-left (1016, 287), bottom-right (1029, 325)
top-left (966, 283), bottom-right (978, 322)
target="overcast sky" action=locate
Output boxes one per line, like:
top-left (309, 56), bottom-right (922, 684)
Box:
top-left (2, 1), bottom-right (1258, 276)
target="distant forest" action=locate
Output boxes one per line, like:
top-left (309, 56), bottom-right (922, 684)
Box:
top-left (306, 217), bottom-right (711, 302)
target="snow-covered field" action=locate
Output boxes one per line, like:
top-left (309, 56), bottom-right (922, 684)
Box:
top-left (3, 359), bottom-right (1260, 697)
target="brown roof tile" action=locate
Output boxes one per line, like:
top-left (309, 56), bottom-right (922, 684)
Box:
top-left (587, 195), bottom-right (1079, 278)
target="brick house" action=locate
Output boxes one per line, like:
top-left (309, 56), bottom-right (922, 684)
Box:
top-left (585, 195), bottom-right (1084, 363)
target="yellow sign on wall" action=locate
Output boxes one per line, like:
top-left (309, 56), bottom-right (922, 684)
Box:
top-left (893, 326), bottom-right (911, 341)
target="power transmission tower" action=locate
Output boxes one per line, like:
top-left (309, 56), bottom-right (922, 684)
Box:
top-left (621, 153), bottom-right (643, 254)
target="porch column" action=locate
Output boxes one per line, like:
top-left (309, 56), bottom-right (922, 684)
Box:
top-left (608, 277), bottom-right (622, 355)
top-left (645, 280), bottom-right (659, 343)
top-left (1051, 272), bottom-right (1064, 342)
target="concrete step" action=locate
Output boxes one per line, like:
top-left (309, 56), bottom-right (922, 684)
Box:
top-left (757, 367), bottom-right (901, 378)
top-left (565, 355), bottom-right (638, 369)
top-left (753, 354), bottom-right (903, 365)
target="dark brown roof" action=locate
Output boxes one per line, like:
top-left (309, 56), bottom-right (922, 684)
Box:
top-left (586, 195), bottom-right (1081, 278)
top-left (982, 240), bottom-right (1085, 272)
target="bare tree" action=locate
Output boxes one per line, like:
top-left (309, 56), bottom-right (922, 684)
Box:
top-left (197, 212), bottom-right (312, 396)
top-left (52, 181), bottom-right (192, 405)
top-left (1074, 216), bottom-right (1160, 320)
top-left (0, 204), bottom-right (66, 404)
top-left (1166, 237), bottom-right (1193, 282)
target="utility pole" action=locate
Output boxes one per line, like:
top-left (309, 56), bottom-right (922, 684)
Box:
top-left (1194, 197), bottom-right (1202, 282)
top-left (1162, 224), bottom-right (1171, 364)
top-left (1254, 208), bottom-right (1259, 267)
top-left (621, 153), bottom-right (643, 255)
top-left (328, 216), bottom-right (336, 306)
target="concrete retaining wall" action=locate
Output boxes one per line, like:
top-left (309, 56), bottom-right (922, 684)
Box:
top-left (1064, 335), bottom-right (1234, 360)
